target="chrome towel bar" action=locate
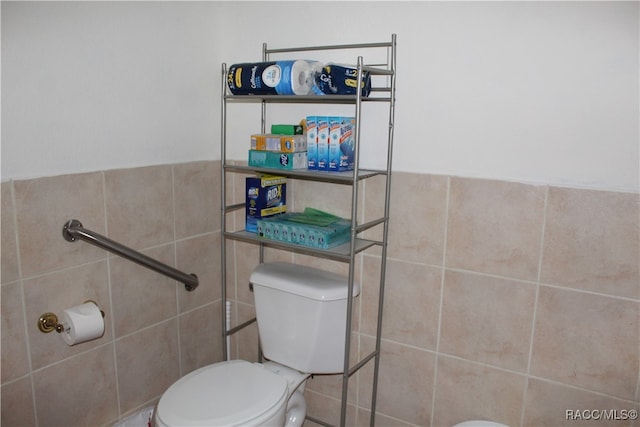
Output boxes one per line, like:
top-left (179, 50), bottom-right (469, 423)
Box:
top-left (62, 219), bottom-right (198, 291)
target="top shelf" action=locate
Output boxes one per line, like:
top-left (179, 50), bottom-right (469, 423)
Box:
top-left (224, 36), bottom-right (396, 103)
top-left (264, 39), bottom-right (395, 55)
top-left (223, 93), bottom-right (392, 104)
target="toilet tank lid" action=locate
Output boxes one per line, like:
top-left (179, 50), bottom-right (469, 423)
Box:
top-left (250, 262), bottom-right (360, 301)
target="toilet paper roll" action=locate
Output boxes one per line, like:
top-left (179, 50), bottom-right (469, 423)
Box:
top-left (60, 302), bottom-right (105, 346)
top-left (312, 63), bottom-right (372, 96)
top-left (227, 60), bottom-right (314, 95)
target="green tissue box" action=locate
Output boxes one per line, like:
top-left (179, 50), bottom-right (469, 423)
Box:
top-left (257, 210), bottom-right (351, 249)
top-left (248, 150), bottom-right (308, 170)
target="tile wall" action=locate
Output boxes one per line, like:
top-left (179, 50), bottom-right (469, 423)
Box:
top-left (227, 172), bottom-right (640, 427)
top-left (1, 162), bottom-right (222, 426)
top-left (2, 163), bottom-right (639, 427)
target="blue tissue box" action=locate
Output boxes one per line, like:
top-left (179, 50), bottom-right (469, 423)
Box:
top-left (246, 176), bottom-right (287, 233)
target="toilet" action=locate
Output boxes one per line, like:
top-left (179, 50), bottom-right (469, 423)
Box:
top-left (154, 262), bottom-right (360, 427)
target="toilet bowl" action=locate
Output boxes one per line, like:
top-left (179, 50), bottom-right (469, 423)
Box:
top-left (155, 262), bottom-right (359, 427)
top-left (453, 421), bottom-right (509, 427)
top-left (155, 360), bottom-right (309, 427)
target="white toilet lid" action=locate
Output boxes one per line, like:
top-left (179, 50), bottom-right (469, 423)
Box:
top-left (156, 360), bottom-right (288, 426)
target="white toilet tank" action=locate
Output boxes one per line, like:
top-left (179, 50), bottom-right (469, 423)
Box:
top-left (250, 262), bottom-right (360, 374)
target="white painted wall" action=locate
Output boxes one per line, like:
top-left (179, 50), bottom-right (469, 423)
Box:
top-left (3, 1), bottom-right (638, 192)
top-left (2, 1), bottom-right (222, 180)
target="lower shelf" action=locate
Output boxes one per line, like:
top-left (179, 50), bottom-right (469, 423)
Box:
top-left (224, 230), bottom-right (378, 262)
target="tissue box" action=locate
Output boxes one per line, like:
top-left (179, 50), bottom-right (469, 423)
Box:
top-left (257, 213), bottom-right (351, 249)
top-left (270, 124), bottom-right (304, 135)
top-left (316, 116), bottom-right (329, 170)
top-left (251, 134), bottom-right (307, 152)
top-left (250, 134), bottom-right (281, 151)
top-left (246, 176), bottom-right (287, 233)
top-left (328, 116), bottom-right (355, 172)
top-left (306, 116), bottom-right (318, 170)
top-left (248, 150), bottom-right (308, 170)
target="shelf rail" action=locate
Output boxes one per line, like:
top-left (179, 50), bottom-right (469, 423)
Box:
top-left (62, 219), bottom-right (199, 291)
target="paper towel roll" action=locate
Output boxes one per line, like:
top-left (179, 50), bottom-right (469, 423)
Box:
top-left (60, 302), bottom-right (105, 346)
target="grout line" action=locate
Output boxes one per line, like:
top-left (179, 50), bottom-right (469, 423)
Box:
top-left (379, 257), bottom-right (639, 304)
top-left (10, 179), bottom-right (40, 426)
top-left (520, 184), bottom-right (549, 426)
top-left (524, 374), bottom-right (639, 405)
top-left (14, 239), bottom-right (213, 296)
top-left (112, 317), bottom-right (179, 343)
top-left (535, 185), bottom-right (550, 288)
top-left (308, 388), bottom-right (424, 427)
top-left (102, 171), bottom-right (123, 420)
top-left (433, 350), bottom-right (530, 378)
top-left (356, 331), bottom-right (640, 407)
top-left (635, 368), bottom-right (640, 411)
top-left (443, 267), bottom-right (539, 287)
top-left (536, 281), bottom-right (640, 303)
top-left (358, 333), bottom-right (439, 354)
top-left (383, 256), bottom-right (539, 286)
top-left (170, 165), bottom-right (184, 377)
top-left (26, 341), bottom-right (115, 376)
top-left (430, 175), bottom-right (451, 427)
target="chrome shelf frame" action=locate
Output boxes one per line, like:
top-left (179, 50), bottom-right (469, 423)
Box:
top-left (220, 35), bottom-right (396, 427)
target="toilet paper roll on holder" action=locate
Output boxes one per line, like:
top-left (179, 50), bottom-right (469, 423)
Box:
top-left (38, 300), bottom-right (105, 334)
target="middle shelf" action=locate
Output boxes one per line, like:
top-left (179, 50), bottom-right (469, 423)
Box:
top-left (224, 162), bottom-right (387, 185)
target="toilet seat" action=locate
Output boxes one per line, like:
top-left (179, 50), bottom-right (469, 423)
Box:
top-left (155, 360), bottom-right (289, 426)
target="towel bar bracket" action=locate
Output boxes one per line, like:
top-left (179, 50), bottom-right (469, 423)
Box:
top-left (62, 219), bottom-right (82, 242)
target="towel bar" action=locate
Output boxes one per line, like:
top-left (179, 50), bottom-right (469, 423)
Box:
top-left (62, 219), bottom-right (198, 291)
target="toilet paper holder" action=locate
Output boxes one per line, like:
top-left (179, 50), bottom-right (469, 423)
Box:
top-left (38, 300), bottom-right (105, 334)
